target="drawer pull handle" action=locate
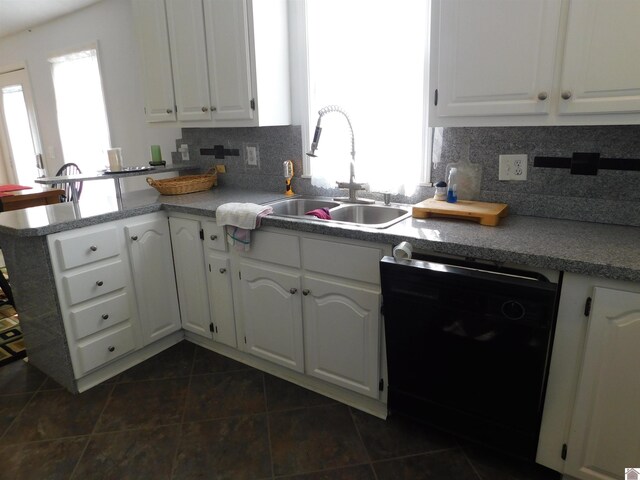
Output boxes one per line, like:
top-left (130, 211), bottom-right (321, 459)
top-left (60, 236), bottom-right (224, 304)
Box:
top-left (302, 289), bottom-right (310, 296)
top-left (90, 245), bottom-right (98, 252)
top-left (101, 314), bottom-right (109, 320)
top-left (219, 268), bottom-right (226, 274)
top-left (108, 346), bottom-right (115, 352)
top-left (289, 288), bottom-right (297, 294)
top-left (131, 235), bottom-right (138, 241)
top-left (210, 235), bottom-right (218, 241)
top-left (96, 281), bottom-right (104, 286)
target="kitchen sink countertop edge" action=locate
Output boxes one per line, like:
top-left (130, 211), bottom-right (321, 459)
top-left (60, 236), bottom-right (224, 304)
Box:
top-left (0, 187), bottom-right (638, 283)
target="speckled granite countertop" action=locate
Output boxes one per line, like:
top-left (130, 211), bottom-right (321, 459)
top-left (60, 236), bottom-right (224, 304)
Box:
top-left (0, 187), bottom-right (638, 283)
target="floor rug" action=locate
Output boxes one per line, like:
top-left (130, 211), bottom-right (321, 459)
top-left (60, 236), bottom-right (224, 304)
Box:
top-left (0, 273), bottom-right (25, 367)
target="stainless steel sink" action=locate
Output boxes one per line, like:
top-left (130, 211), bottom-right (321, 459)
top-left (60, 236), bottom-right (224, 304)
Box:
top-left (329, 204), bottom-right (411, 228)
top-left (267, 197), bottom-right (340, 216)
top-left (265, 196), bottom-right (411, 229)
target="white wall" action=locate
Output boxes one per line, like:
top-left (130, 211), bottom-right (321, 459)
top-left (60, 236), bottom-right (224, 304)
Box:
top-left (0, 0), bottom-right (181, 191)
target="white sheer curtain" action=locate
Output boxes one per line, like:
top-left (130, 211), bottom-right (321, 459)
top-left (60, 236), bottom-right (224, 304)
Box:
top-left (306, 0), bottom-right (427, 195)
top-left (49, 46), bottom-right (115, 201)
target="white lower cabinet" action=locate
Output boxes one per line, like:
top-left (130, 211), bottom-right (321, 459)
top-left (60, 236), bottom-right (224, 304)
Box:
top-left (234, 228), bottom-right (387, 398)
top-left (239, 260), bottom-right (304, 372)
top-left (538, 273), bottom-right (640, 479)
top-left (564, 286), bottom-right (640, 480)
top-left (302, 275), bottom-right (380, 398)
top-left (205, 251), bottom-right (237, 347)
top-left (48, 212), bottom-right (181, 379)
top-left (169, 216), bottom-right (212, 338)
top-left (125, 215), bottom-right (181, 344)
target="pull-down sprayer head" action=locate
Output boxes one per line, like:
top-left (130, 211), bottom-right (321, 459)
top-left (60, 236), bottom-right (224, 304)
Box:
top-left (306, 105), bottom-right (354, 159)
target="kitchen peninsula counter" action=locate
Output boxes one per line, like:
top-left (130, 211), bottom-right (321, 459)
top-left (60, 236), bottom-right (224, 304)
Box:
top-left (0, 186), bottom-right (638, 283)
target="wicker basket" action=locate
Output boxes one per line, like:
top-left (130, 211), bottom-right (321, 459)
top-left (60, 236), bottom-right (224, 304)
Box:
top-left (146, 169), bottom-right (217, 195)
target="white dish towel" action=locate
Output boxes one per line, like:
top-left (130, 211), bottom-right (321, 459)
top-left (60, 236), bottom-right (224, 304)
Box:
top-left (215, 202), bottom-right (273, 251)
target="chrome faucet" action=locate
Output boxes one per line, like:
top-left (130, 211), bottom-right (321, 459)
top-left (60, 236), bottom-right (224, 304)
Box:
top-left (306, 105), bottom-right (373, 204)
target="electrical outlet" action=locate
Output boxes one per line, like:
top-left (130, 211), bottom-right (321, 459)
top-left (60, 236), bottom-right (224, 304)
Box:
top-left (499, 154), bottom-right (528, 181)
top-left (246, 145), bottom-right (258, 166)
top-left (179, 144), bottom-right (189, 161)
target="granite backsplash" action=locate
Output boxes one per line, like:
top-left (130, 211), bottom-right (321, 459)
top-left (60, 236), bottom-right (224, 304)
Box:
top-left (175, 125), bottom-right (640, 227)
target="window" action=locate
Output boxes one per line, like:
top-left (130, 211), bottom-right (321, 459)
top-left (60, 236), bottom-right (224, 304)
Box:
top-left (49, 44), bottom-right (115, 202)
top-left (302, 0), bottom-right (429, 195)
top-left (0, 69), bottom-right (42, 187)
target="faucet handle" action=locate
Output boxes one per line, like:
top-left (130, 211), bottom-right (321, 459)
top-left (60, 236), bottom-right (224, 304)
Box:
top-left (336, 181), bottom-right (367, 191)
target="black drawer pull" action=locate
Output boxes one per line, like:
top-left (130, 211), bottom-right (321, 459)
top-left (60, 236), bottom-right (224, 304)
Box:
top-left (108, 346), bottom-right (115, 352)
top-left (101, 314), bottom-right (109, 320)
top-left (96, 281), bottom-right (104, 286)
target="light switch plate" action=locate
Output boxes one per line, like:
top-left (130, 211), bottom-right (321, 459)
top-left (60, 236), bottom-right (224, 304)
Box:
top-left (499, 154), bottom-right (528, 181)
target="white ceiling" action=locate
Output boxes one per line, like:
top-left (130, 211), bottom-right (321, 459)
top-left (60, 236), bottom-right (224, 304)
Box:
top-left (0, 0), bottom-right (103, 39)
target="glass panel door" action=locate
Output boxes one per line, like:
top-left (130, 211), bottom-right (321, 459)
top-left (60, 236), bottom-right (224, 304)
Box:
top-left (0, 69), bottom-right (43, 187)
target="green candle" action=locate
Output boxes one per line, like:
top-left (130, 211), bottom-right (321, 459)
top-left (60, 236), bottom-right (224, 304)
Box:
top-left (151, 145), bottom-right (162, 163)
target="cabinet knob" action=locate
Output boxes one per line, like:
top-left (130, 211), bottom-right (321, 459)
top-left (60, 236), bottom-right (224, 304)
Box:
top-left (166, 108), bottom-right (173, 114)
top-left (289, 288), bottom-right (298, 294)
top-left (201, 106), bottom-right (209, 112)
top-left (210, 235), bottom-right (218, 241)
top-left (89, 245), bottom-right (98, 252)
top-left (101, 314), bottom-right (109, 320)
top-left (211, 106), bottom-right (217, 112)
top-left (561, 91), bottom-right (572, 100)
top-left (537, 91), bottom-right (548, 101)
top-left (96, 280), bottom-right (104, 286)
top-left (302, 289), bottom-right (310, 296)
top-left (131, 235), bottom-right (138, 241)
top-left (219, 268), bottom-right (226, 274)
top-left (108, 346), bottom-right (115, 352)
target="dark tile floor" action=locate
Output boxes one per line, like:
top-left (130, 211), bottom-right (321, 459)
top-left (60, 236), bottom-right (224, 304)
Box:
top-left (0, 341), bottom-right (562, 480)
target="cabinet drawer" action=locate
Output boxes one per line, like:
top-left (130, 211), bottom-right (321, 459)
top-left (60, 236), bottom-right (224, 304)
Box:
top-left (202, 221), bottom-right (226, 251)
top-left (54, 226), bottom-right (120, 270)
top-left (240, 230), bottom-right (300, 268)
top-left (68, 292), bottom-right (131, 340)
top-left (62, 261), bottom-right (127, 306)
top-left (301, 238), bottom-right (383, 284)
top-left (76, 323), bottom-right (136, 375)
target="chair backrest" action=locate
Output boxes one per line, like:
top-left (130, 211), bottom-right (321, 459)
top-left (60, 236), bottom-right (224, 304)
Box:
top-left (54, 163), bottom-right (83, 202)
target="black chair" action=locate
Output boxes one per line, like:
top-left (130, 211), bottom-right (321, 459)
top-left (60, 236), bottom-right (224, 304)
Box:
top-left (53, 163), bottom-right (83, 202)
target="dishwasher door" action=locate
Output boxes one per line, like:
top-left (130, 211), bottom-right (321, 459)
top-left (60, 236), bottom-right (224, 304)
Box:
top-left (380, 255), bottom-right (559, 461)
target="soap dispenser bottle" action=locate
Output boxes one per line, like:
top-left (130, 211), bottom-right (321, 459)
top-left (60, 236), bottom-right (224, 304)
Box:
top-left (447, 167), bottom-right (458, 203)
top-left (283, 160), bottom-right (294, 196)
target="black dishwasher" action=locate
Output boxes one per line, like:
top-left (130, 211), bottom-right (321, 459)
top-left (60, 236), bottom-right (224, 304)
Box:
top-left (380, 255), bottom-right (561, 461)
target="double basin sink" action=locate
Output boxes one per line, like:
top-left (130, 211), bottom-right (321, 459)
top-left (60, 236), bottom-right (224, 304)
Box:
top-left (264, 196), bottom-right (412, 229)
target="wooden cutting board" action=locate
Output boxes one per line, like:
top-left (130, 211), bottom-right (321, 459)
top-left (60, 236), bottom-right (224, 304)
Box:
top-left (412, 198), bottom-right (508, 226)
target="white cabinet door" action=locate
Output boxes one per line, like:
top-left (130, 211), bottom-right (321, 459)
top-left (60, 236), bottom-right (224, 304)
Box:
top-left (303, 275), bottom-right (380, 398)
top-left (559, 0), bottom-right (640, 115)
top-left (203, 0), bottom-right (254, 121)
top-left (125, 216), bottom-right (181, 345)
top-left (430, 0), bottom-right (561, 119)
top-left (240, 261), bottom-right (304, 372)
top-left (565, 287), bottom-right (640, 480)
top-left (169, 217), bottom-right (212, 338)
top-left (165, 0), bottom-right (212, 121)
top-left (131, 0), bottom-right (176, 122)
top-left (206, 251), bottom-right (237, 347)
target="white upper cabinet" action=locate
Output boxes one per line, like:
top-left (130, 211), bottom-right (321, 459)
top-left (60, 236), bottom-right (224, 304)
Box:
top-left (431, 0), bottom-right (561, 119)
top-left (131, 0), bottom-right (290, 126)
top-left (166, 0), bottom-right (212, 121)
top-left (430, 0), bottom-right (640, 126)
top-left (559, 0), bottom-right (640, 115)
top-left (131, 0), bottom-right (176, 122)
top-left (203, 0), bottom-right (253, 121)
